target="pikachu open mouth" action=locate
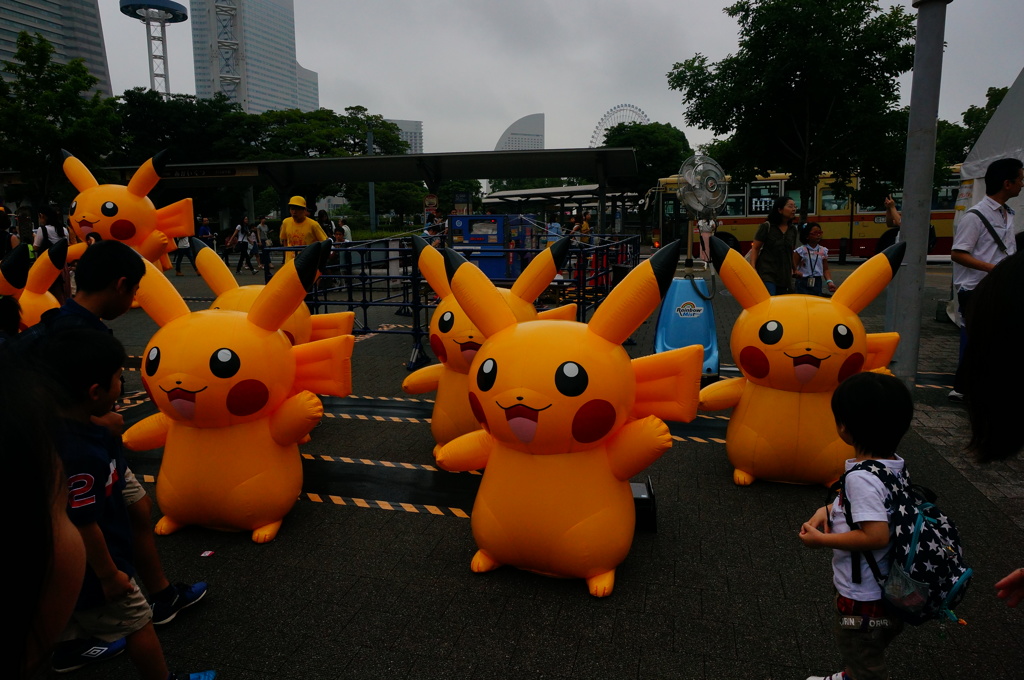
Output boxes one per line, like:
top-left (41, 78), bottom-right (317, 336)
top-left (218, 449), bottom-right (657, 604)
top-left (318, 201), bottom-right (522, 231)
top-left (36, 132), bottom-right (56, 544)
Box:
top-left (458, 340), bottom-right (481, 363)
top-left (163, 386), bottom-right (206, 420)
top-left (788, 353), bottom-right (827, 385)
top-left (502, 403), bottom-right (548, 444)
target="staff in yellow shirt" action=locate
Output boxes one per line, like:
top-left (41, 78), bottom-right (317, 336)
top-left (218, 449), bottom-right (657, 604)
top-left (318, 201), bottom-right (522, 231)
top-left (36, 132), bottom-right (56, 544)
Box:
top-left (278, 196), bottom-right (327, 261)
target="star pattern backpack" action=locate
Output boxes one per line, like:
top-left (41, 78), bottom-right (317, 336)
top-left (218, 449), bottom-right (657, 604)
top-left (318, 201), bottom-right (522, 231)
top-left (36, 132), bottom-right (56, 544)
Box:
top-left (840, 460), bottom-right (972, 625)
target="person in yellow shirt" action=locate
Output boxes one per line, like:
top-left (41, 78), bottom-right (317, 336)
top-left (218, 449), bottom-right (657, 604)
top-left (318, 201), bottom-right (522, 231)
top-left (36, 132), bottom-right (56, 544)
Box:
top-left (278, 196), bottom-right (327, 261)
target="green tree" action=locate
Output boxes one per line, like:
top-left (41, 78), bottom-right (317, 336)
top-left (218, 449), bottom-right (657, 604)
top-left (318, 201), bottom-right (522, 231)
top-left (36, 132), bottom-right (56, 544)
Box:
top-left (437, 179), bottom-right (483, 214)
top-left (345, 181), bottom-right (426, 228)
top-left (667, 0), bottom-right (915, 218)
top-left (0, 32), bottom-right (118, 207)
top-left (602, 121), bottom-right (693, 191)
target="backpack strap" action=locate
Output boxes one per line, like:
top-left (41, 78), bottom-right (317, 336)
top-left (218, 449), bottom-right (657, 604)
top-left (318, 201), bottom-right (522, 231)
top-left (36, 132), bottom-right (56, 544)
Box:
top-left (840, 460), bottom-right (896, 587)
top-left (966, 208), bottom-right (1008, 254)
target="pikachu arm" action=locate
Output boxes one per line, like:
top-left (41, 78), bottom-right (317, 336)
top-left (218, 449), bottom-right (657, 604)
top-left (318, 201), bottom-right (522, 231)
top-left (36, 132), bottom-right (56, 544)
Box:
top-left (435, 429), bottom-right (493, 472)
top-left (309, 311), bottom-right (355, 342)
top-left (122, 413), bottom-right (172, 451)
top-left (536, 303), bottom-right (577, 321)
top-left (699, 376), bottom-right (746, 412)
top-left (137, 230), bottom-right (171, 263)
top-left (269, 390), bottom-right (324, 446)
top-left (402, 363), bottom-right (445, 394)
top-left (864, 332), bottom-right (900, 372)
top-left (606, 415), bottom-right (674, 481)
top-left (155, 199), bottom-right (196, 239)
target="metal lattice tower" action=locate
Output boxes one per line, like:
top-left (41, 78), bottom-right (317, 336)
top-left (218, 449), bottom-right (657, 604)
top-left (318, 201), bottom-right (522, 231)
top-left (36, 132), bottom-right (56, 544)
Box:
top-left (589, 104), bottom-right (651, 147)
top-left (213, 0), bottom-right (245, 103)
top-left (120, 1), bottom-right (188, 97)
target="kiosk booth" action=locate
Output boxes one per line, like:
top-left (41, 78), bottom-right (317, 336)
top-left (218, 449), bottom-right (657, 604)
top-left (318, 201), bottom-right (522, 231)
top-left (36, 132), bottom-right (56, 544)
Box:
top-left (447, 214), bottom-right (536, 280)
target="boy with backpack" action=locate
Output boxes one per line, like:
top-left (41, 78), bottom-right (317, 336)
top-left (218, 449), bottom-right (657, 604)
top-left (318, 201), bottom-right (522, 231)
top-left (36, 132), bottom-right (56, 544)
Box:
top-left (36, 328), bottom-right (215, 680)
top-left (798, 372), bottom-right (915, 680)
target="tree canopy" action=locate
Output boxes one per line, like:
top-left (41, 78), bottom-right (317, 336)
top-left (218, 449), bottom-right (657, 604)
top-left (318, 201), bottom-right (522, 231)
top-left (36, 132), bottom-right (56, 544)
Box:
top-left (601, 121), bottom-right (693, 191)
top-left (0, 32), bottom-right (118, 206)
top-left (667, 0), bottom-right (915, 215)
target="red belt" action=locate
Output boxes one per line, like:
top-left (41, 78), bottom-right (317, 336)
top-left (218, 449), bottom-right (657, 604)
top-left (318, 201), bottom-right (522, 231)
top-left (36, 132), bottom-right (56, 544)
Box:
top-left (836, 595), bottom-right (888, 618)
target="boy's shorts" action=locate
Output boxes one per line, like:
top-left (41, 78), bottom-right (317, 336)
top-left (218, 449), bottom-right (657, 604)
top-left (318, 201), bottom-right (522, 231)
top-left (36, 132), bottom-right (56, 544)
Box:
top-left (122, 467), bottom-right (147, 506)
top-left (833, 595), bottom-right (904, 680)
top-left (64, 578), bottom-right (153, 643)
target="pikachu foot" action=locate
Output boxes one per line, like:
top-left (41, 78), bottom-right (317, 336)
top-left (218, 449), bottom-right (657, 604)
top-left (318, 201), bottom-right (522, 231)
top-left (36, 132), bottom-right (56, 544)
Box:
top-left (733, 469), bottom-right (756, 486)
top-left (251, 521), bottom-right (282, 544)
top-left (586, 570), bottom-right (616, 597)
top-left (470, 550), bottom-right (501, 573)
top-left (154, 516), bottom-right (183, 536)
top-left (298, 434), bottom-right (311, 444)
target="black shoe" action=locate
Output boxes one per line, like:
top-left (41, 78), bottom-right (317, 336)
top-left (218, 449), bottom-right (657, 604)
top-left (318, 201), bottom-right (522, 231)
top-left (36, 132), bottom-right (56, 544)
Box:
top-left (152, 581), bottom-right (209, 625)
top-left (52, 637), bottom-right (126, 673)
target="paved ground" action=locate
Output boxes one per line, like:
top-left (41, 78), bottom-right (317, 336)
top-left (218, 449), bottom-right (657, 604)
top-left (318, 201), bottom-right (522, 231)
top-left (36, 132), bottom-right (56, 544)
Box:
top-left (43, 252), bottom-right (1021, 680)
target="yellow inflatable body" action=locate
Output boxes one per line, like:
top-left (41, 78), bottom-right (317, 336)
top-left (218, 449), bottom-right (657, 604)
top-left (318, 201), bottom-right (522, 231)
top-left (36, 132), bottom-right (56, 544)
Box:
top-left (1, 240), bottom-right (88, 329)
top-left (191, 237), bottom-right (354, 351)
top-left (436, 241), bottom-right (703, 596)
top-left (402, 235), bottom-right (576, 459)
top-left (62, 150), bottom-right (193, 270)
top-left (699, 237), bottom-right (906, 487)
top-left (123, 242), bottom-right (354, 542)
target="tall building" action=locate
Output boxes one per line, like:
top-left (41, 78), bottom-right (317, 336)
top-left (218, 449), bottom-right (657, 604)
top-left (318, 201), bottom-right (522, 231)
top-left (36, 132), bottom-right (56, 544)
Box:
top-left (1, 0), bottom-right (112, 97)
top-left (386, 119), bottom-right (423, 154)
top-left (190, 0), bottom-right (318, 114)
top-left (494, 113), bottom-right (544, 151)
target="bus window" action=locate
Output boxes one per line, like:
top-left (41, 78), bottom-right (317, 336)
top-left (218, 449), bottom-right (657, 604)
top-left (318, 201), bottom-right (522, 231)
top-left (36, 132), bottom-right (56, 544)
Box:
top-left (784, 187), bottom-right (814, 214)
top-left (748, 181), bottom-right (781, 214)
top-left (722, 190), bottom-right (745, 217)
top-left (932, 184), bottom-right (957, 210)
top-left (819, 187), bottom-right (850, 212)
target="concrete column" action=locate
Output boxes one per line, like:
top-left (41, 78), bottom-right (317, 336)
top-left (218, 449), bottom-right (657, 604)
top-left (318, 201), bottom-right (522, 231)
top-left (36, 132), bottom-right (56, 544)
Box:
top-left (886, 0), bottom-right (953, 388)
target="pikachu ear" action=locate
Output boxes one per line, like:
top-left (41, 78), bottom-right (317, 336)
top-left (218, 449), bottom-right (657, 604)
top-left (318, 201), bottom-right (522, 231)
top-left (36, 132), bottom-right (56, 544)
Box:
top-left (61, 150), bottom-right (99, 192)
top-left (589, 240), bottom-right (681, 345)
top-left (537, 303), bottom-right (577, 321)
top-left (192, 236), bottom-right (238, 296)
top-left (831, 242), bottom-right (906, 314)
top-left (443, 247), bottom-right (518, 337)
top-left (126, 153), bottom-right (164, 198)
top-left (709, 236), bottom-right (770, 309)
top-left (248, 241), bottom-right (319, 331)
top-left (1, 244), bottom-right (33, 293)
top-left (412, 234), bottom-right (451, 298)
top-left (135, 258), bottom-right (191, 327)
top-left (510, 235), bottom-right (571, 304)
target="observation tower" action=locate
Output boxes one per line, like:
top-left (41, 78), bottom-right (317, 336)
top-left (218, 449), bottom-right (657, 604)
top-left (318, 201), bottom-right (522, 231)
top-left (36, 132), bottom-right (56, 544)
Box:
top-left (120, 0), bottom-right (188, 96)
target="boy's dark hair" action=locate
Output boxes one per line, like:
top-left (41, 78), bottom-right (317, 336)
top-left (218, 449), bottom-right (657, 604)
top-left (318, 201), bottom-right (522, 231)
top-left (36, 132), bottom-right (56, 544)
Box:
top-left (984, 157), bottom-right (1024, 196)
top-left (74, 240), bottom-right (145, 293)
top-left (35, 328), bottom-right (126, 408)
top-left (831, 372), bottom-right (913, 458)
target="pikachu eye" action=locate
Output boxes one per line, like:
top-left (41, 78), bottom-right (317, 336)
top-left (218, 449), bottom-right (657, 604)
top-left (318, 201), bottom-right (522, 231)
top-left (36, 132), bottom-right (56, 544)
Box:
top-left (833, 324), bottom-right (854, 349)
top-left (555, 361), bottom-right (588, 397)
top-left (145, 346), bottom-right (160, 376)
top-left (477, 358), bottom-right (497, 391)
top-left (438, 311), bottom-right (455, 333)
top-left (758, 320), bottom-right (784, 345)
top-left (209, 348), bottom-right (240, 378)
top-left (70, 200), bottom-right (77, 215)
top-left (101, 201), bottom-right (118, 217)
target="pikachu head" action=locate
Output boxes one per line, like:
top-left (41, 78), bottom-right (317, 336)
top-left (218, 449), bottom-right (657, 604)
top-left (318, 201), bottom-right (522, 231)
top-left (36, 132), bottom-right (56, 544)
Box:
top-left (444, 241), bottom-right (688, 455)
top-left (709, 237), bottom-right (906, 393)
top-left (135, 242), bottom-right (351, 428)
top-left (414, 235), bottom-right (575, 374)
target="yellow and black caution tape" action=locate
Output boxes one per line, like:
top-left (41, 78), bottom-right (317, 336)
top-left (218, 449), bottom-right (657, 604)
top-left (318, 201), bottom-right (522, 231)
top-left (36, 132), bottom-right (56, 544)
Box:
top-left (301, 493), bottom-right (469, 518)
top-left (301, 453), bottom-right (481, 475)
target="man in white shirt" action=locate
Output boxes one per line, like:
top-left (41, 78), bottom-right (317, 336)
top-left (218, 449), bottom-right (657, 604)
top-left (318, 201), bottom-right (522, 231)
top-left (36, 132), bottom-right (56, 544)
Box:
top-left (949, 157), bottom-right (1022, 400)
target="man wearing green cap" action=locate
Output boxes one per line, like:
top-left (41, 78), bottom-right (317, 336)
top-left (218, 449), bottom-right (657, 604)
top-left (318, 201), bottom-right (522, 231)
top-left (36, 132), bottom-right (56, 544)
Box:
top-left (278, 195), bottom-right (327, 262)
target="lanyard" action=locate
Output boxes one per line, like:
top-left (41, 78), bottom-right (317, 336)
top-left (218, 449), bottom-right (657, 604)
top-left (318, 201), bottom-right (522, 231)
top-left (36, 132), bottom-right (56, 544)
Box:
top-left (805, 246), bottom-right (821, 275)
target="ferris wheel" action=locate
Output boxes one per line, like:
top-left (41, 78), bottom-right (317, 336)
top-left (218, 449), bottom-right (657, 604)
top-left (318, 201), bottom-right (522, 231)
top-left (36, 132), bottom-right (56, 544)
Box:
top-left (589, 104), bottom-right (651, 147)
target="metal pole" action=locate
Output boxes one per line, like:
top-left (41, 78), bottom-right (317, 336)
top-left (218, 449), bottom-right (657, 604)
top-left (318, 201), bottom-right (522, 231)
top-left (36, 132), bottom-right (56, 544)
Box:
top-left (886, 0), bottom-right (952, 388)
top-left (367, 130), bottom-right (377, 234)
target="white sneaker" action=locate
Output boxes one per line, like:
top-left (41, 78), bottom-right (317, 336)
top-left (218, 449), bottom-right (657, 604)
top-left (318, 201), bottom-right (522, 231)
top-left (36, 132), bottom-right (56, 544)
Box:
top-left (948, 389), bottom-right (965, 402)
top-left (807, 673), bottom-right (846, 680)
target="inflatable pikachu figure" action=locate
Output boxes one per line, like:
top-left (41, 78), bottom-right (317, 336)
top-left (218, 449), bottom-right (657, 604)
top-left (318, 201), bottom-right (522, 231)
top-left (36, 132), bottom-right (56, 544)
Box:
top-left (0, 243), bottom-right (32, 297)
top-left (436, 241), bottom-right (704, 597)
top-left (62, 150), bottom-right (193, 270)
top-left (122, 242), bottom-right (354, 543)
top-left (190, 237), bottom-right (355, 350)
top-left (403, 235), bottom-right (576, 460)
top-left (700, 237), bottom-right (906, 487)
top-left (0, 240), bottom-right (88, 329)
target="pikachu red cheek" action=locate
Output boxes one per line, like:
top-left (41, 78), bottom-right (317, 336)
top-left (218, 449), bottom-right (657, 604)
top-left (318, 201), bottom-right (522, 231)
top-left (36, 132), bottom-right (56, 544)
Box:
top-left (469, 392), bottom-right (488, 430)
top-left (227, 379), bottom-right (270, 417)
top-left (739, 346), bottom-right (770, 379)
top-left (571, 400), bottom-right (616, 444)
top-left (110, 219), bottom-right (137, 240)
top-left (430, 334), bottom-right (448, 363)
top-left (839, 353), bottom-right (865, 382)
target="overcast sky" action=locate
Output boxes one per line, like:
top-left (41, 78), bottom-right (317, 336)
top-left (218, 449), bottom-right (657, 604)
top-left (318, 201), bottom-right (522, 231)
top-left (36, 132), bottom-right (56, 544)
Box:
top-left (99, 0), bottom-right (1022, 155)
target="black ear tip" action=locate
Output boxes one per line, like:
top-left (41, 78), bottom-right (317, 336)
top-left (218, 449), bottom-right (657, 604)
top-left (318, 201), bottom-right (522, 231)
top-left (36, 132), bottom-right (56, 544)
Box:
top-left (61, 149), bottom-right (74, 160)
top-left (648, 240), bottom-right (681, 298)
top-left (294, 241), bottom-right (320, 289)
top-left (549, 236), bottom-right (572, 269)
top-left (49, 239), bottom-right (69, 267)
top-left (411, 234), bottom-right (428, 259)
top-left (709, 236), bottom-right (730, 271)
top-left (884, 241), bottom-right (907, 277)
top-left (152, 149), bottom-right (170, 174)
top-left (442, 248), bottom-right (468, 283)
